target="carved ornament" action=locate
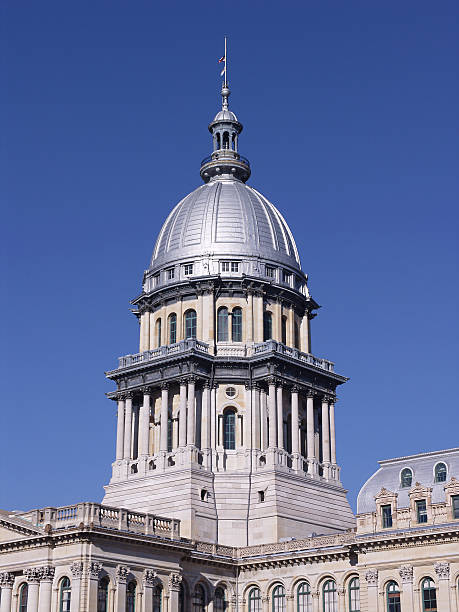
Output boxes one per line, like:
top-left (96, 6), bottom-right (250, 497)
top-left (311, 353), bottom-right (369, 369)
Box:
top-left (399, 566), bottom-right (413, 583)
top-left (434, 562), bottom-right (450, 579)
top-left (70, 562), bottom-right (84, 579)
top-left (169, 572), bottom-right (182, 591)
top-left (143, 569), bottom-right (158, 587)
top-left (365, 569), bottom-right (378, 586)
top-left (87, 562), bottom-right (103, 579)
top-left (116, 565), bottom-right (130, 584)
top-left (38, 566), bottom-right (55, 582)
top-left (24, 568), bottom-right (41, 583)
top-left (0, 572), bottom-right (15, 587)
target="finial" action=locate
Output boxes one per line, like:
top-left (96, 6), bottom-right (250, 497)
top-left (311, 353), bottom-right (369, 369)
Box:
top-left (221, 83), bottom-right (230, 110)
top-left (218, 37), bottom-right (229, 109)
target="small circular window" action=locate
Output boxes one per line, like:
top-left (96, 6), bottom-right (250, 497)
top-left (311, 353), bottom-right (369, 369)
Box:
top-left (225, 386), bottom-right (237, 398)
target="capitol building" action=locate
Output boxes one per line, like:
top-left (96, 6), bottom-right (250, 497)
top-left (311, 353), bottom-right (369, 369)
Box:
top-left (0, 80), bottom-right (458, 612)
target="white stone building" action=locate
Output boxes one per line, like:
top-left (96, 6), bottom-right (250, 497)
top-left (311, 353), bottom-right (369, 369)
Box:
top-left (0, 81), bottom-right (458, 612)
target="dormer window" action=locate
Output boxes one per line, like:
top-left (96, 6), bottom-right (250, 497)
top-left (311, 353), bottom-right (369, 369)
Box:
top-left (400, 467), bottom-right (413, 488)
top-left (153, 273), bottom-right (160, 287)
top-left (381, 504), bottom-right (392, 528)
top-left (220, 261), bottom-right (240, 273)
top-left (416, 499), bottom-right (428, 523)
top-left (434, 462), bottom-right (447, 483)
top-left (166, 267), bottom-right (175, 280)
top-left (183, 263), bottom-right (193, 276)
top-left (266, 265), bottom-right (275, 279)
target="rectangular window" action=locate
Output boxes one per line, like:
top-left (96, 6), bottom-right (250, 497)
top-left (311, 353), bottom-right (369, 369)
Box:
top-left (453, 495), bottom-right (459, 519)
top-left (266, 265), bottom-right (275, 278)
top-left (381, 504), bottom-right (392, 528)
top-left (166, 267), bottom-right (175, 280)
top-left (231, 261), bottom-right (239, 272)
top-left (416, 499), bottom-right (428, 523)
top-left (282, 270), bottom-right (291, 284)
top-left (220, 261), bottom-right (240, 273)
top-left (183, 263), bottom-right (193, 276)
top-left (153, 273), bottom-right (160, 286)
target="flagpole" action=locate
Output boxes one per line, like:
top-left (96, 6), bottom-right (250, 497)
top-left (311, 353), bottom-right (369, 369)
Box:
top-left (224, 36), bottom-right (227, 87)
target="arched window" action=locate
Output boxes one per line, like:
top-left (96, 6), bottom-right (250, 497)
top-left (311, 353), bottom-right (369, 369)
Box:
top-left (294, 322), bottom-right (299, 348)
top-left (59, 577), bottom-right (71, 612)
top-left (126, 581), bottom-right (136, 612)
top-left (18, 583), bottom-right (28, 612)
top-left (179, 584), bottom-right (185, 612)
top-left (185, 310), bottom-right (197, 339)
top-left (248, 587), bottom-right (262, 612)
top-left (97, 577), bottom-right (109, 612)
top-left (192, 584), bottom-right (205, 612)
top-left (297, 581), bottom-right (312, 612)
top-left (281, 316), bottom-right (287, 344)
top-left (153, 585), bottom-right (162, 612)
top-left (216, 133), bottom-right (221, 150)
top-left (272, 585), bottom-right (286, 612)
top-left (232, 307), bottom-right (242, 342)
top-left (386, 581), bottom-right (400, 612)
top-left (217, 307), bottom-right (229, 341)
top-left (169, 313), bottom-right (177, 344)
top-left (348, 577), bottom-right (360, 612)
top-left (422, 578), bottom-right (437, 612)
top-left (434, 463), bottom-right (447, 483)
top-left (156, 319), bottom-right (162, 347)
top-left (223, 131), bottom-right (229, 149)
top-left (223, 409), bottom-right (236, 450)
top-left (323, 580), bottom-right (337, 612)
top-left (214, 586), bottom-right (227, 611)
top-left (263, 312), bottom-right (272, 341)
top-left (400, 467), bottom-right (412, 488)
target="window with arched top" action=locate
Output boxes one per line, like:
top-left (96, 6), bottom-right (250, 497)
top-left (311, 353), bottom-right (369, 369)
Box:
top-left (97, 577), bottom-right (109, 612)
top-left (223, 409), bottom-right (236, 450)
top-left (421, 578), bottom-right (437, 612)
top-left (184, 310), bottom-right (197, 340)
top-left (223, 132), bottom-right (229, 149)
top-left (294, 322), bottom-right (299, 348)
top-left (434, 462), bottom-right (447, 483)
top-left (281, 316), bottom-right (287, 344)
top-left (156, 319), bottom-right (162, 347)
top-left (192, 584), bottom-right (205, 612)
top-left (214, 586), bottom-right (227, 611)
top-left (248, 587), bottom-right (262, 612)
top-left (400, 467), bottom-right (413, 488)
top-left (59, 577), bottom-right (71, 612)
top-left (126, 581), bottom-right (136, 612)
top-left (216, 133), bottom-right (221, 150)
top-left (272, 585), bottom-right (286, 612)
top-left (18, 583), bottom-right (28, 612)
top-left (179, 584), bottom-right (186, 612)
top-left (297, 581), bottom-right (312, 612)
top-left (217, 307), bottom-right (229, 341)
top-left (348, 577), bottom-right (360, 612)
top-left (169, 313), bottom-right (177, 344)
top-left (323, 580), bottom-right (337, 612)
top-left (232, 307), bottom-right (242, 342)
top-left (263, 312), bottom-right (273, 341)
top-left (153, 585), bottom-right (162, 612)
top-left (386, 581), bottom-right (400, 612)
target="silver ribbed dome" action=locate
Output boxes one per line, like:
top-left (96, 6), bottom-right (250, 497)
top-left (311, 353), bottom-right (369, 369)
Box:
top-left (150, 178), bottom-right (301, 273)
top-left (213, 108), bottom-right (238, 122)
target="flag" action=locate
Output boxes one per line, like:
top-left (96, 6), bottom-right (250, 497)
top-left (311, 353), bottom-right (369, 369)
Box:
top-left (219, 55), bottom-right (226, 77)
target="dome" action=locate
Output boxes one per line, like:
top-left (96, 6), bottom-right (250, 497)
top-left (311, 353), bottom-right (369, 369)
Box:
top-left (212, 108), bottom-right (238, 122)
top-left (150, 178), bottom-right (301, 274)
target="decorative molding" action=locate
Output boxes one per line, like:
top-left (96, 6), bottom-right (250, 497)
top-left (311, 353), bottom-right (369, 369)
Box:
top-left (365, 569), bottom-right (378, 586)
top-left (143, 569), bottom-right (158, 587)
top-left (87, 562), bottom-right (103, 579)
top-left (434, 562), bottom-right (450, 580)
top-left (70, 561), bottom-right (84, 579)
top-left (169, 572), bottom-right (182, 592)
top-left (399, 566), bottom-right (414, 584)
top-left (24, 567), bottom-right (41, 583)
top-left (0, 572), bottom-right (15, 587)
top-left (116, 565), bottom-right (130, 584)
top-left (38, 566), bottom-right (55, 582)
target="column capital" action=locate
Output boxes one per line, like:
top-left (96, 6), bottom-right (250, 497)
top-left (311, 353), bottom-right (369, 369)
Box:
top-left (179, 378), bottom-right (188, 387)
top-left (116, 565), bottom-right (130, 585)
top-left (24, 568), bottom-right (41, 583)
top-left (115, 393), bottom-right (126, 402)
top-left (70, 562), bottom-right (84, 579)
top-left (306, 388), bottom-right (315, 398)
top-left (125, 391), bottom-right (134, 400)
top-left (38, 566), bottom-right (55, 582)
top-left (434, 561), bottom-right (450, 579)
top-left (291, 385), bottom-right (300, 394)
top-left (0, 572), bottom-right (15, 587)
top-left (365, 569), bottom-right (378, 586)
top-left (87, 562), bottom-right (103, 580)
top-left (202, 380), bottom-right (212, 389)
top-left (160, 382), bottom-right (169, 391)
top-left (399, 566), bottom-right (413, 584)
top-left (186, 375), bottom-right (197, 384)
top-left (141, 386), bottom-right (153, 396)
top-left (143, 569), bottom-right (158, 587)
top-left (266, 376), bottom-right (277, 386)
top-left (168, 572), bottom-right (182, 592)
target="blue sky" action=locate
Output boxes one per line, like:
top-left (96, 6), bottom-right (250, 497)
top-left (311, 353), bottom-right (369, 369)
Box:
top-left (2, 1), bottom-right (458, 513)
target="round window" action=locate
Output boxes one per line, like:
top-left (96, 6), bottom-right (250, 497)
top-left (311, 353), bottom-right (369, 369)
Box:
top-left (225, 386), bottom-right (237, 398)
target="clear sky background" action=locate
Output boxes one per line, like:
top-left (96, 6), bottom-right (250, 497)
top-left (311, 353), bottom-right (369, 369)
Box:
top-left (2, 1), bottom-right (458, 514)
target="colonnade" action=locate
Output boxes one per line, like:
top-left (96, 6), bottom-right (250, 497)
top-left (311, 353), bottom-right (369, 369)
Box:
top-left (114, 379), bottom-right (338, 480)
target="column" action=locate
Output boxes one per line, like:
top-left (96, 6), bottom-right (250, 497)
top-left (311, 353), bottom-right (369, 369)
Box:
top-left (202, 384), bottom-right (211, 466)
top-left (247, 291), bottom-right (254, 342)
top-left (260, 389), bottom-right (268, 450)
top-left (177, 297), bottom-right (183, 341)
top-left (178, 381), bottom-right (187, 447)
top-left (267, 380), bottom-right (277, 448)
top-left (149, 311), bottom-right (156, 350)
top-left (140, 310), bottom-right (150, 352)
top-left (116, 397), bottom-right (125, 461)
top-left (276, 384), bottom-right (284, 449)
top-left (254, 293), bottom-right (264, 342)
top-left (287, 305), bottom-right (294, 347)
top-left (37, 566), bottom-right (55, 612)
top-left (291, 387), bottom-right (299, 470)
top-left (364, 570), bottom-right (379, 612)
top-left (251, 386), bottom-right (260, 449)
top-left (115, 566), bottom-right (129, 612)
top-left (86, 562), bottom-right (103, 612)
top-left (245, 385), bottom-right (253, 452)
top-left (186, 377), bottom-right (196, 446)
top-left (24, 568), bottom-right (40, 612)
top-left (321, 396), bottom-right (331, 477)
top-left (168, 574), bottom-right (182, 612)
top-left (161, 302), bottom-right (167, 346)
top-left (210, 385), bottom-right (217, 457)
top-left (329, 398), bottom-right (337, 465)
top-left (123, 394), bottom-right (133, 460)
top-left (142, 571), bottom-right (156, 612)
top-left (68, 563), bottom-right (83, 612)
top-left (0, 573), bottom-right (14, 612)
top-left (306, 391), bottom-right (316, 472)
top-left (300, 312), bottom-right (310, 353)
top-left (138, 389), bottom-right (151, 457)
top-left (434, 562), bottom-right (451, 611)
top-left (273, 300), bottom-right (281, 341)
top-left (399, 567), bottom-right (414, 611)
top-left (197, 291), bottom-right (203, 339)
top-left (160, 384), bottom-right (169, 452)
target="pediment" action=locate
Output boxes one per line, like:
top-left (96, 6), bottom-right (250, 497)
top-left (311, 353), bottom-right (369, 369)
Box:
top-left (374, 487), bottom-right (398, 502)
top-left (409, 482), bottom-right (432, 498)
top-left (0, 515), bottom-right (44, 541)
top-left (444, 477), bottom-right (459, 495)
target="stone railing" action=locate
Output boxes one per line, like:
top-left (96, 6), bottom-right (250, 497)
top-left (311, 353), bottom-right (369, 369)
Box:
top-left (115, 340), bottom-right (209, 369)
top-left (253, 341), bottom-right (335, 372)
top-left (236, 531), bottom-right (355, 558)
top-left (18, 503), bottom-right (180, 540)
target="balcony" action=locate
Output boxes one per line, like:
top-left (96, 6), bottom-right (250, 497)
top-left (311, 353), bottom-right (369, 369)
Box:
top-left (115, 339), bottom-right (209, 370)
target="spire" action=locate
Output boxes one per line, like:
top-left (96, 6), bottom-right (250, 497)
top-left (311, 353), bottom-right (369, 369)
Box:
top-left (199, 42), bottom-right (251, 184)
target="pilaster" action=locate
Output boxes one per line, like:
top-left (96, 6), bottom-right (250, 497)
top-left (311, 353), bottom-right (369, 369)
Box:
top-left (86, 562), bottom-right (103, 612)
top-left (0, 572), bottom-right (14, 612)
top-left (69, 562), bottom-right (83, 612)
